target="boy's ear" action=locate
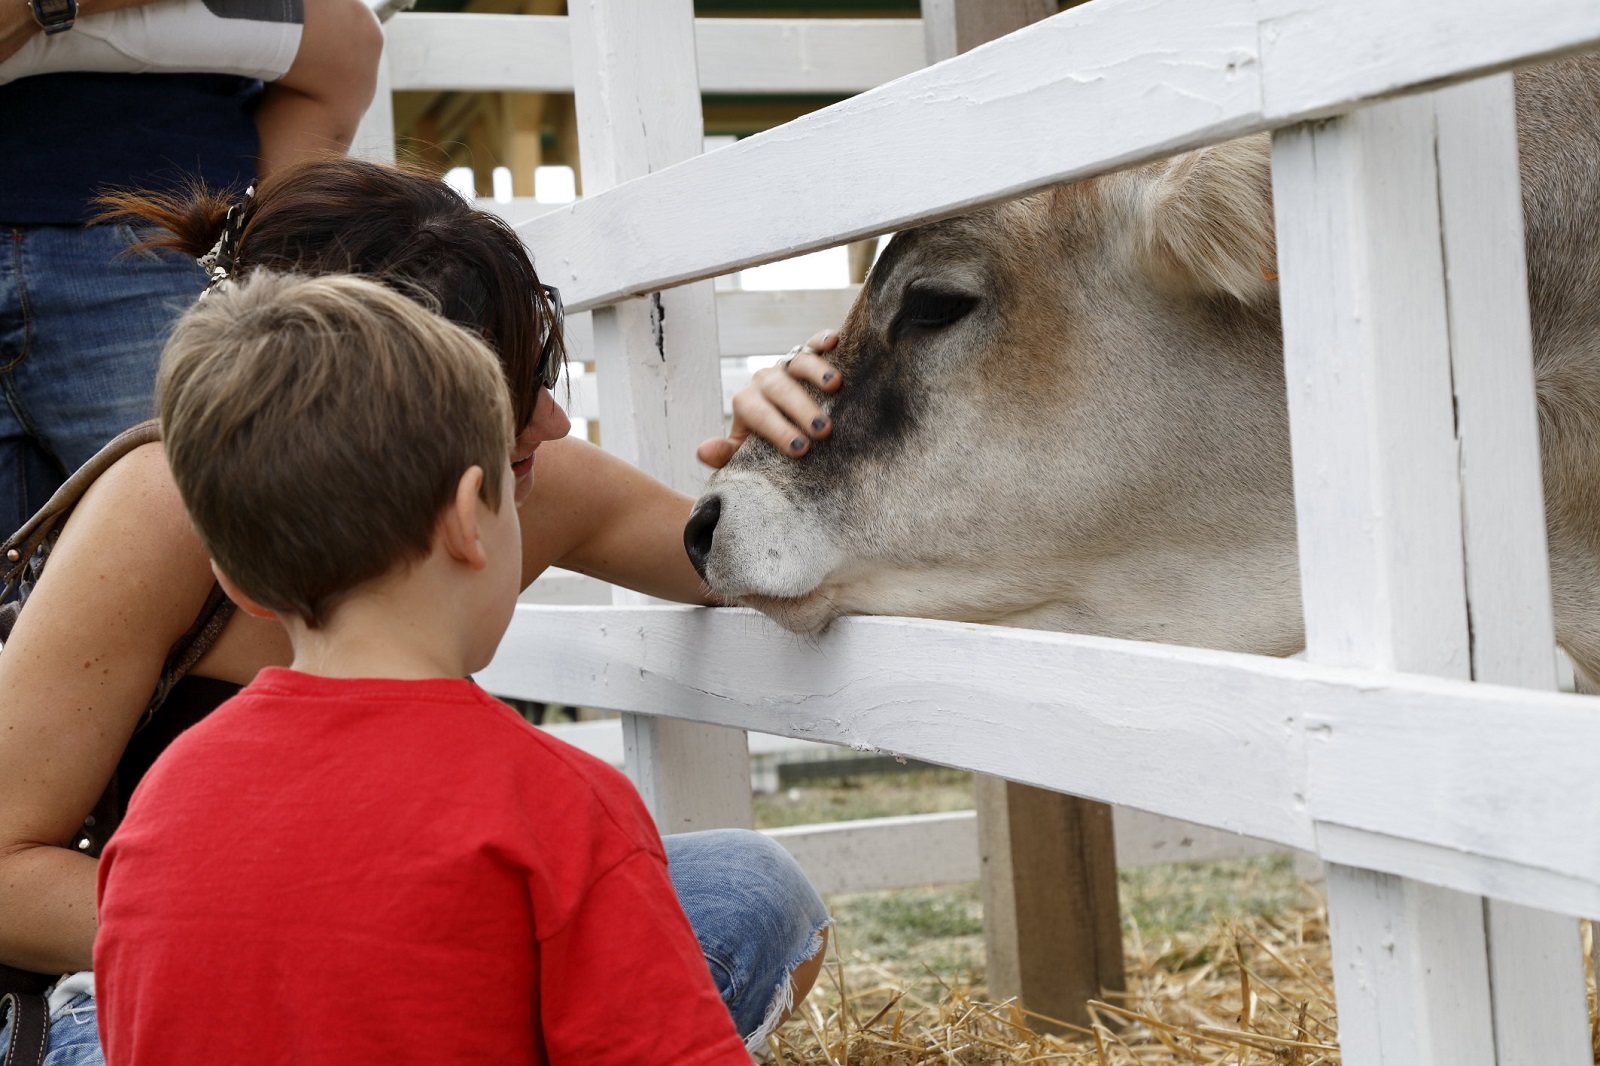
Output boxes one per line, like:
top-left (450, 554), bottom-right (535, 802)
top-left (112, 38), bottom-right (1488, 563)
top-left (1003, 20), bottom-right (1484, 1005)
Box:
top-left (211, 561), bottom-right (279, 619)
top-left (438, 466), bottom-right (489, 572)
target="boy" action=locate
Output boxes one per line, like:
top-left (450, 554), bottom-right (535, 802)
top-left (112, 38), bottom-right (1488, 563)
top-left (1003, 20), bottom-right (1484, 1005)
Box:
top-left (93, 272), bottom-right (754, 1065)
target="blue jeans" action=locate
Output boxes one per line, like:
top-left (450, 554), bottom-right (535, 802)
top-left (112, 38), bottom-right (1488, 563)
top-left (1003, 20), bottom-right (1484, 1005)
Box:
top-left (0, 828), bottom-right (829, 1061)
top-left (0, 988), bottom-right (102, 1066)
top-left (666, 828), bottom-right (830, 1049)
top-left (0, 223), bottom-right (204, 539)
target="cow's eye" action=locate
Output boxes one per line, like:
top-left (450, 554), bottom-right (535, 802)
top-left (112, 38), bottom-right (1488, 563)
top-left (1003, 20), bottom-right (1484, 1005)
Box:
top-left (893, 290), bottom-right (977, 339)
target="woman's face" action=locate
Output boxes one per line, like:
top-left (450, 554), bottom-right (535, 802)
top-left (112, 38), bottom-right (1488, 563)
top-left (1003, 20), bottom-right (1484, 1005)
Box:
top-left (510, 387), bottom-right (572, 505)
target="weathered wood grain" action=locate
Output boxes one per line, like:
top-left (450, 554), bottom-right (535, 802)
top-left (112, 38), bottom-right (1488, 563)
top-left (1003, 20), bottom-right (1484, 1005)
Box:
top-left (1432, 74), bottom-right (1591, 1066)
top-left (1273, 82), bottom-right (1589, 1064)
top-left (568, 0), bottom-right (751, 833)
top-left (478, 605), bottom-right (1600, 916)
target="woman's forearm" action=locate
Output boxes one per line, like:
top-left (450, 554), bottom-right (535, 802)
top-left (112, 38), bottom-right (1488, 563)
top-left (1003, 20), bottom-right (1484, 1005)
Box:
top-left (0, 843), bottom-right (99, 974)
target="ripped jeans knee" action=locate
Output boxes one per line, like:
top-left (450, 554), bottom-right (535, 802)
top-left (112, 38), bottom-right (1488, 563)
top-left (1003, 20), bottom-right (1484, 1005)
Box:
top-left (664, 828), bottom-right (830, 1052)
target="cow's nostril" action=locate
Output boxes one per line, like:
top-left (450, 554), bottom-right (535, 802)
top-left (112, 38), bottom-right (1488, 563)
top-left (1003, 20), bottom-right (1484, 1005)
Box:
top-left (684, 495), bottom-right (722, 581)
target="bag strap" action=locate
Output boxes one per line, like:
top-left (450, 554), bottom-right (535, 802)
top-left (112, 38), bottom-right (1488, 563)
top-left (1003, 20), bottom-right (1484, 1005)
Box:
top-left (0, 991), bottom-right (48, 1066)
top-left (144, 584), bottom-right (235, 729)
top-left (0, 418), bottom-right (236, 722)
top-left (3, 419), bottom-right (163, 601)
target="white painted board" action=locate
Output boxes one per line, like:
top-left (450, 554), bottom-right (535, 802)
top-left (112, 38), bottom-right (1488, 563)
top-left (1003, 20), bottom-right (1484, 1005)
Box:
top-left (383, 14), bottom-right (923, 94)
top-left (478, 605), bottom-right (1600, 915)
top-left (568, 0), bottom-right (752, 835)
top-left (1429, 74), bottom-right (1590, 1066)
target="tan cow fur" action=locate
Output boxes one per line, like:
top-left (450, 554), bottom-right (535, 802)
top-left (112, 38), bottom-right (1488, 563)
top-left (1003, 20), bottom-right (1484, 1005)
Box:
top-left (690, 55), bottom-right (1600, 687)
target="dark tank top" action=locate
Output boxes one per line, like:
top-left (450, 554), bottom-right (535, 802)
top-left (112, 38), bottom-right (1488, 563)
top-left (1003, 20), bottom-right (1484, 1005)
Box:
top-left (0, 73), bottom-right (259, 224)
top-left (74, 675), bottom-right (244, 857)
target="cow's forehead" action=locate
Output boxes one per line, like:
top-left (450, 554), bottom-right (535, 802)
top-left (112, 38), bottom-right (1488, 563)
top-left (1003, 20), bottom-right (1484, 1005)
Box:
top-left (872, 215), bottom-right (1001, 281)
top-left (864, 203), bottom-right (1049, 312)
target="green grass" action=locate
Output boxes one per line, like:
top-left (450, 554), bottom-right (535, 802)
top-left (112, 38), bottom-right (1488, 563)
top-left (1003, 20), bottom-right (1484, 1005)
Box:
top-left (752, 766), bottom-right (974, 829)
top-left (1120, 853), bottom-right (1304, 937)
top-left (753, 768), bottom-right (1308, 990)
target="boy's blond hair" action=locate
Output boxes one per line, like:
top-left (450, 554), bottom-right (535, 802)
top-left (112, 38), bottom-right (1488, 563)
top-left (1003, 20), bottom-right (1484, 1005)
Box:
top-left (159, 272), bottom-right (514, 627)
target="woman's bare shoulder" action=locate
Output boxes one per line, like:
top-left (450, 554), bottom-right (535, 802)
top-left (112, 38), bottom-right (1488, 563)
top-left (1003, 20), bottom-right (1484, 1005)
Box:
top-left (78, 440), bottom-right (194, 529)
top-left (0, 441), bottom-right (217, 857)
top-left (17, 439), bottom-right (214, 654)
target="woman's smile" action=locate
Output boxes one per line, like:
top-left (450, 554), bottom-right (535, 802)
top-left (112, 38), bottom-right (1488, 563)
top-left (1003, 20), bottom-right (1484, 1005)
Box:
top-left (510, 389), bottom-right (572, 500)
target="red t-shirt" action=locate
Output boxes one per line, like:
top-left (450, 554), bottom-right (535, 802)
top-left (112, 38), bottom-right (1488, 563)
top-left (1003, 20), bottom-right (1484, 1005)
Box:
top-left (96, 669), bottom-right (749, 1066)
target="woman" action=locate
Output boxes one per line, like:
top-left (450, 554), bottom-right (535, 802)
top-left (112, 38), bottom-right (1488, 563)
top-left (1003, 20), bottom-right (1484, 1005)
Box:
top-left (0, 156), bottom-right (843, 1062)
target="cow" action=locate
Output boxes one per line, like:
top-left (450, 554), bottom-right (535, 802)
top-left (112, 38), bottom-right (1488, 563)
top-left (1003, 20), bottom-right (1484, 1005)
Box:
top-left (683, 55), bottom-right (1600, 690)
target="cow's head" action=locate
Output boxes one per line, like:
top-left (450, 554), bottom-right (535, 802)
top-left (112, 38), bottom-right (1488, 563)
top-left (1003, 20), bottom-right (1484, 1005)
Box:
top-left (686, 134), bottom-right (1305, 654)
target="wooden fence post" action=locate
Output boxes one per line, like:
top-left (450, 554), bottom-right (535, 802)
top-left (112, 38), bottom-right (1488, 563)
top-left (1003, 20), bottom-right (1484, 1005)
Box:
top-left (919, 0), bottom-right (1127, 1031)
top-left (1434, 75), bottom-right (1592, 1066)
top-left (976, 777), bottom-right (1124, 1031)
top-left (1273, 78), bottom-right (1590, 1064)
top-left (568, 0), bottom-right (753, 834)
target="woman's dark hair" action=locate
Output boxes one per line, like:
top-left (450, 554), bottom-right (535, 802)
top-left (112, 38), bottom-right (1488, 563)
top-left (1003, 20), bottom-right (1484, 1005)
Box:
top-left (95, 157), bottom-right (561, 433)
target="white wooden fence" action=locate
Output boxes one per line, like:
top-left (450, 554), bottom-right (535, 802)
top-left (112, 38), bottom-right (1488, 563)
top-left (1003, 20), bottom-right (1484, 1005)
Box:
top-left (360, 2), bottom-right (1600, 1061)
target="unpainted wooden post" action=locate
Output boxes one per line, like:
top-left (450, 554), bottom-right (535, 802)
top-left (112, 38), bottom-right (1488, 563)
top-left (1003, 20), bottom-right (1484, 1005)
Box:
top-left (568, 0), bottom-right (753, 834)
top-left (920, 0), bottom-right (1125, 1031)
top-left (976, 777), bottom-right (1123, 1033)
top-left (920, 0), bottom-right (1056, 64)
top-left (1273, 79), bottom-right (1589, 1064)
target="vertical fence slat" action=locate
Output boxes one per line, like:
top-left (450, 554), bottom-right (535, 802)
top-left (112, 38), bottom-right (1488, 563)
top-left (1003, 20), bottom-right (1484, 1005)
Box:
top-left (1433, 74), bottom-right (1592, 1066)
top-left (568, 0), bottom-right (753, 834)
top-left (1272, 92), bottom-right (1496, 1066)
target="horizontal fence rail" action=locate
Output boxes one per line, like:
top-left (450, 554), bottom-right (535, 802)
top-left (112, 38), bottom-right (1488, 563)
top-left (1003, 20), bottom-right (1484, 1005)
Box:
top-left (517, 0), bottom-right (1600, 312)
top-left (760, 808), bottom-right (1311, 896)
top-left (480, 607), bottom-right (1600, 918)
top-left (384, 14), bottom-right (925, 94)
top-left (534, 719), bottom-right (1311, 895)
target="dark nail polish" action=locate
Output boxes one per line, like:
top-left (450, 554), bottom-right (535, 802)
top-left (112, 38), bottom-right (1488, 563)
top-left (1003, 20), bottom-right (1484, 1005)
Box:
top-left (811, 418), bottom-right (827, 431)
top-left (822, 372), bottom-right (835, 384)
top-left (790, 438), bottom-right (806, 452)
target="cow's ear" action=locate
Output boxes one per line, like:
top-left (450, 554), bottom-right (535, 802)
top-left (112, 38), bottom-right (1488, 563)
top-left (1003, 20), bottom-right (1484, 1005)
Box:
top-left (1134, 134), bottom-right (1277, 306)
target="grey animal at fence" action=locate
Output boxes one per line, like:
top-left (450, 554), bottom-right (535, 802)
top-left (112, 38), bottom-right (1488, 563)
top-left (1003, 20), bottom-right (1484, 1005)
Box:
top-left (684, 54), bottom-right (1600, 690)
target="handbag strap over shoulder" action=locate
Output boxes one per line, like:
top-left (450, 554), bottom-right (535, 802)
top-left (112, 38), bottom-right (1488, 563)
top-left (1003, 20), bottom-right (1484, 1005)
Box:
top-left (2, 419), bottom-right (164, 601)
top-left (0, 418), bottom-right (236, 722)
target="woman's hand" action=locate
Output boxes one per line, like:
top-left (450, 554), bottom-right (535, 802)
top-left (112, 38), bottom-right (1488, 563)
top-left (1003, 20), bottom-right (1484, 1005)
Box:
top-left (696, 330), bottom-right (842, 468)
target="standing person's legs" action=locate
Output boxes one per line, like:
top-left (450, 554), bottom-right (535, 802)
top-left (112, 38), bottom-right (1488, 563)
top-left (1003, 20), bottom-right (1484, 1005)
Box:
top-left (0, 223), bottom-right (204, 537)
top-left (664, 829), bottom-right (831, 1053)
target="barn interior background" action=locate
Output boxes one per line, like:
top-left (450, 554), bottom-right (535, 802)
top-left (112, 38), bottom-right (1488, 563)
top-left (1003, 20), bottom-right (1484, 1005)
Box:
top-left (352, 1), bottom-right (1600, 1061)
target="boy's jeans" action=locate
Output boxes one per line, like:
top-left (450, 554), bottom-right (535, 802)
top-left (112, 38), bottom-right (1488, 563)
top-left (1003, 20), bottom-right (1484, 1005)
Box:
top-left (667, 829), bottom-right (831, 1051)
top-left (0, 223), bottom-right (205, 539)
top-left (0, 828), bottom-right (830, 1062)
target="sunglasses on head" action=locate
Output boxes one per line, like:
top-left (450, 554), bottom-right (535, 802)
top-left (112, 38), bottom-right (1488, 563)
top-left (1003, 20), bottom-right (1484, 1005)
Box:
top-left (537, 284), bottom-right (565, 391)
